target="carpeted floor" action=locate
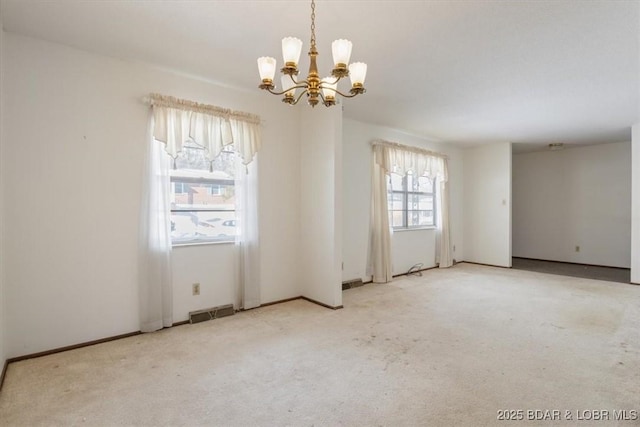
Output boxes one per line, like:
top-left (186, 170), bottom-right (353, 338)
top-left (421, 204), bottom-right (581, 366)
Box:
top-left (512, 257), bottom-right (631, 284)
top-left (1, 263), bottom-right (639, 426)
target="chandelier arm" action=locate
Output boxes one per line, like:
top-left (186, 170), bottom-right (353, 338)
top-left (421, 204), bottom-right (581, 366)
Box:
top-left (287, 74), bottom-right (311, 87)
top-left (291, 89), bottom-right (310, 105)
top-left (285, 74), bottom-right (312, 91)
top-left (290, 82), bottom-right (311, 91)
top-left (318, 90), bottom-right (327, 104)
top-left (321, 87), bottom-right (361, 98)
top-left (264, 87), bottom-right (303, 96)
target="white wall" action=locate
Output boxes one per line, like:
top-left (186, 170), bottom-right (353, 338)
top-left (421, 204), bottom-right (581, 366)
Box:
top-left (632, 126), bottom-right (640, 283)
top-left (2, 33), bottom-right (301, 357)
top-left (513, 142), bottom-right (631, 268)
top-left (172, 244), bottom-right (237, 322)
top-left (391, 229), bottom-right (437, 274)
top-left (299, 106), bottom-right (342, 308)
top-left (341, 119), bottom-right (464, 282)
top-left (463, 142), bottom-right (512, 267)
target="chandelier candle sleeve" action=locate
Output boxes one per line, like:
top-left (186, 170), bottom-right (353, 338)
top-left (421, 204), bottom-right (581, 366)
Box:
top-left (321, 77), bottom-right (338, 105)
top-left (282, 37), bottom-right (303, 70)
top-left (349, 62), bottom-right (367, 87)
top-left (332, 39), bottom-right (352, 69)
top-left (257, 57), bottom-right (277, 86)
top-left (256, 0), bottom-right (367, 107)
top-left (281, 75), bottom-right (297, 101)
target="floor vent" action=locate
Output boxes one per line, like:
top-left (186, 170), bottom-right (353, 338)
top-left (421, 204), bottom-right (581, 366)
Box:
top-left (342, 279), bottom-right (364, 290)
top-left (189, 304), bottom-right (235, 324)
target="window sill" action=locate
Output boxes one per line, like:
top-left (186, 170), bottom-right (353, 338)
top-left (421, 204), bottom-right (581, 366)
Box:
top-left (172, 240), bottom-right (235, 248)
top-left (393, 226), bottom-right (437, 232)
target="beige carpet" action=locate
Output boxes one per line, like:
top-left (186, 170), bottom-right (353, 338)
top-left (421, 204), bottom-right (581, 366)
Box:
top-left (1, 263), bottom-right (639, 426)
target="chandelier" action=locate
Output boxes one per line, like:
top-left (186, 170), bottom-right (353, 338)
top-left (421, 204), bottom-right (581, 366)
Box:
top-left (256, 0), bottom-right (367, 107)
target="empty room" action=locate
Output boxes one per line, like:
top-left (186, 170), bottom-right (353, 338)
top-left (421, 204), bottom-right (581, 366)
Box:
top-left (0, 1), bottom-right (639, 426)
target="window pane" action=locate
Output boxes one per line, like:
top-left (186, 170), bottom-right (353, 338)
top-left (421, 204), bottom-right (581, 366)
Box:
top-left (171, 211), bottom-right (236, 244)
top-left (389, 210), bottom-right (404, 228)
top-left (391, 192), bottom-right (404, 210)
top-left (390, 173), bottom-right (403, 191)
top-left (422, 210), bottom-right (434, 226)
top-left (407, 210), bottom-right (434, 227)
top-left (418, 176), bottom-right (434, 193)
top-left (409, 194), bottom-right (433, 210)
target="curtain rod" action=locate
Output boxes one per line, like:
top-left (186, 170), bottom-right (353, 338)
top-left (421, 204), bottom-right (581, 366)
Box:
top-left (371, 139), bottom-right (448, 160)
top-left (142, 93), bottom-right (261, 125)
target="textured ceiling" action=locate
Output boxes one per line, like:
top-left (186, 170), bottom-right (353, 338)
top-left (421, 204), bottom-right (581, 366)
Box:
top-left (1, 0), bottom-right (638, 150)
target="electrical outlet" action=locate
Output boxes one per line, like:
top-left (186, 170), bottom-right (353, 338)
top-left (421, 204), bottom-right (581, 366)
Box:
top-left (575, 246), bottom-right (580, 253)
top-left (453, 245), bottom-right (456, 252)
top-left (192, 283), bottom-right (200, 296)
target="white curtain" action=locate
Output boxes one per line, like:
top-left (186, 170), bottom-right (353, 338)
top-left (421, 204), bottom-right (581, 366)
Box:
top-left (139, 94), bottom-right (262, 332)
top-left (369, 140), bottom-right (452, 280)
top-left (149, 93), bottom-right (261, 164)
top-left (369, 145), bottom-right (393, 283)
top-left (435, 159), bottom-right (453, 268)
top-left (235, 155), bottom-right (261, 309)
top-left (139, 113), bottom-right (173, 332)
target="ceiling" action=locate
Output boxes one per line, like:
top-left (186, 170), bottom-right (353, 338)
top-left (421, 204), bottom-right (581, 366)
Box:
top-left (1, 0), bottom-right (638, 152)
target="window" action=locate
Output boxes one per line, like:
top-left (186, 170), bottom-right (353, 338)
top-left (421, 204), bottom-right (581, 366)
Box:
top-left (170, 140), bottom-right (236, 244)
top-left (387, 171), bottom-right (435, 229)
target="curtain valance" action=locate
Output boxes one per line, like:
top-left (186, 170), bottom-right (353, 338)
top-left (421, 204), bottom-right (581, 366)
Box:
top-left (371, 140), bottom-right (448, 182)
top-left (145, 93), bottom-right (262, 165)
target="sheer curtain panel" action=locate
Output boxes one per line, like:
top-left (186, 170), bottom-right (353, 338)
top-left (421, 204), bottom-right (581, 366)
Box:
top-left (139, 113), bottom-right (173, 332)
top-left (369, 144), bottom-right (393, 283)
top-left (235, 156), bottom-right (260, 309)
top-left (139, 94), bottom-right (262, 331)
top-left (435, 159), bottom-right (453, 268)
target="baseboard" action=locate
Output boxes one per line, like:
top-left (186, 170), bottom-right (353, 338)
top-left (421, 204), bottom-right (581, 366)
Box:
top-left (258, 295), bottom-right (343, 310)
top-left (172, 320), bottom-right (190, 327)
top-left (0, 359), bottom-right (8, 393)
top-left (258, 296), bottom-right (302, 308)
top-left (7, 331), bottom-right (142, 365)
top-left (460, 261), bottom-right (512, 269)
top-left (300, 296), bottom-right (343, 310)
top-left (512, 256), bottom-right (631, 271)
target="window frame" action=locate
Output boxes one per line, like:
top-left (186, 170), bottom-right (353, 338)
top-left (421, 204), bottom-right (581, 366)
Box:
top-left (388, 172), bottom-right (436, 230)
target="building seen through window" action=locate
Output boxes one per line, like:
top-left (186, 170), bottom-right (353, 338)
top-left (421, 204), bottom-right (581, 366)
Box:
top-left (170, 140), bottom-right (236, 244)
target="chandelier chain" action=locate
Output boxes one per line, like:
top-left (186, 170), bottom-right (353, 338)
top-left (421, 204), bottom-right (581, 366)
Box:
top-left (310, 0), bottom-right (316, 48)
